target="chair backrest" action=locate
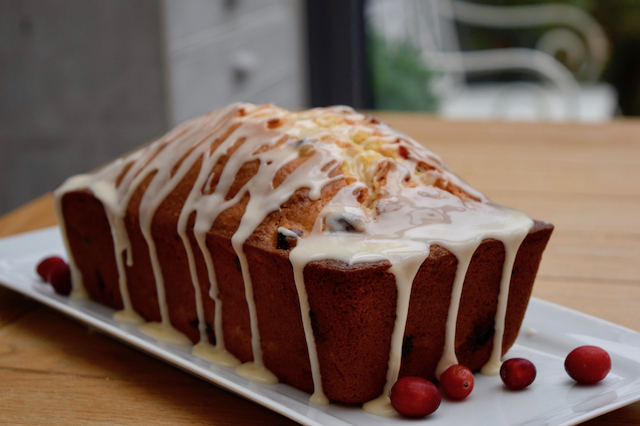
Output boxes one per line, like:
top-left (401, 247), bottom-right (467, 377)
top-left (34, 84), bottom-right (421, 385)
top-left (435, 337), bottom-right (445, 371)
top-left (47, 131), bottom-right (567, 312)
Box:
top-left (366, 0), bottom-right (466, 96)
top-left (366, 0), bottom-right (613, 120)
top-left (449, 0), bottom-right (609, 81)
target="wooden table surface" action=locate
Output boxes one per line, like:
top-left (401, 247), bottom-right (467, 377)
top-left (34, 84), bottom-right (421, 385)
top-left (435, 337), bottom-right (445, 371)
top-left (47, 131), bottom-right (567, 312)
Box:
top-left (1, 114), bottom-right (640, 425)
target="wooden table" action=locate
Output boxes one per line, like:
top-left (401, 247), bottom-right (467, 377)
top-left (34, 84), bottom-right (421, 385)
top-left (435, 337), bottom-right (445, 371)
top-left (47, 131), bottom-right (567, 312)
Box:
top-left (1, 115), bottom-right (639, 425)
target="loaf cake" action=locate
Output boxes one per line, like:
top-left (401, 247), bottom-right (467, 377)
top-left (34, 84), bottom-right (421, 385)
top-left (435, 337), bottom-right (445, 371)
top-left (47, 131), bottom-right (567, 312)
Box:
top-left (53, 103), bottom-right (553, 411)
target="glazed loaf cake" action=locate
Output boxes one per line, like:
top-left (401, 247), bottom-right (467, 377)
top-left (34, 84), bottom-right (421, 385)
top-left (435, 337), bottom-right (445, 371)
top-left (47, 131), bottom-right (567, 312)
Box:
top-left (54, 103), bottom-right (553, 408)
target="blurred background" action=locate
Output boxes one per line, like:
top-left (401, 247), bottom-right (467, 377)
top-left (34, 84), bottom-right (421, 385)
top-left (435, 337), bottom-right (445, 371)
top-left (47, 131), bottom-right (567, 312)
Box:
top-left (1, 0), bottom-right (639, 215)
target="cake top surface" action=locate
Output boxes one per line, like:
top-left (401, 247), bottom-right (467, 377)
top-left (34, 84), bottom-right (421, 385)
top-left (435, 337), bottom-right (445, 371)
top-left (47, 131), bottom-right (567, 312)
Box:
top-left (55, 102), bottom-right (532, 261)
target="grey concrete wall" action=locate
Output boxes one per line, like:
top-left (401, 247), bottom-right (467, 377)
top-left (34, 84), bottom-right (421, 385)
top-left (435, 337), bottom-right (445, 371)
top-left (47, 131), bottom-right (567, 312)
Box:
top-left (0, 0), bottom-right (167, 215)
top-left (0, 0), bottom-right (307, 216)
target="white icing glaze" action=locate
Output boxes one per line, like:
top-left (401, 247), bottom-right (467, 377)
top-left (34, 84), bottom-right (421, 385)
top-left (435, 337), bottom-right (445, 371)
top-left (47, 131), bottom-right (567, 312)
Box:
top-left (235, 361), bottom-right (278, 385)
top-left (362, 395), bottom-right (397, 417)
top-left (290, 248), bottom-right (329, 406)
top-left (481, 233), bottom-right (527, 376)
top-left (192, 341), bottom-right (241, 368)
top-left (435, 243), bottom-right (475, 379)
top-left (53, 103), bottom-right (534, 413)
top-left (138, 321), bottom-right (192, 345)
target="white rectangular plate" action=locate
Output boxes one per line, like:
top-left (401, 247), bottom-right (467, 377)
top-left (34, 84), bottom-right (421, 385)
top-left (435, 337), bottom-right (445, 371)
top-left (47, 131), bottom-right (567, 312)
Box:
top-left (2, 227), bottom-right (640, 426)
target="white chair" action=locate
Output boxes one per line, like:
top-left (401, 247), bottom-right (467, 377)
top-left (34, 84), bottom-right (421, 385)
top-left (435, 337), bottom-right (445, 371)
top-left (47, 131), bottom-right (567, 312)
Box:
top-left (366, 0), bottom-right (618, 121)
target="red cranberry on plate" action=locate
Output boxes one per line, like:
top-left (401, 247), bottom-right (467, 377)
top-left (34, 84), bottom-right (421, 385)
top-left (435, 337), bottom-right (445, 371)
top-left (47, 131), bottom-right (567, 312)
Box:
top-left (565, 346), bottom-right (611, 384)
top-left (440, 364), bottom-right (474, 400)
top-left (36, 256), bottom-right (65, 281)
top-left (37, 256), bottom-right (72, 295)
top-left (49, 262), bottom-right (72, 296)
top-left (389, 376), bottom-right (441, 417)
top-left (500, 358), bottom-right (536, 390)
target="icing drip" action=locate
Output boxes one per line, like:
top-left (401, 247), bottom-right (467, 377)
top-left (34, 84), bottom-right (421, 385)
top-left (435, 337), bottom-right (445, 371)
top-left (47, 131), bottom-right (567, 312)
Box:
top-left (290, 248), bottom-right (329, 406)
top-left (481, 228), bottom-right (528, 375)
top-left (136, 115), bottom-right (226, 343)
top-left (362, 395), bottom-right (396, 417)
top-left (54, 103), bottom-right (534, 412)
top-left (230, 143), bottom-right (339, 384)
top-left (361, 253), bottom-right (425, 417)
top-left (435, 245), bottom-right (475, 379)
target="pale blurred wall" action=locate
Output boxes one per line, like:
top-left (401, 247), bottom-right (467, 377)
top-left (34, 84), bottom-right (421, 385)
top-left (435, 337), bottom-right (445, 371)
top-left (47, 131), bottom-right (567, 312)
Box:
top-left (0, 0), bottom-right (307, 215)
top-left (162, 0), bottom-right (307, 126)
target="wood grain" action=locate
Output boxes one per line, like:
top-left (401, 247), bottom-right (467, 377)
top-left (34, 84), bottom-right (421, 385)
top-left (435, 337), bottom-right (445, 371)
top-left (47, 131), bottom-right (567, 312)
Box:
top-left (1, 114), bottom-right (639, 425)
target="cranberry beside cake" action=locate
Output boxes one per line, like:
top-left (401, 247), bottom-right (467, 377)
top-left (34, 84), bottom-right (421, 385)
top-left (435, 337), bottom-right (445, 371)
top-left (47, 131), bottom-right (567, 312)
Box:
top-left (54, 103), bottom-right (553, 408)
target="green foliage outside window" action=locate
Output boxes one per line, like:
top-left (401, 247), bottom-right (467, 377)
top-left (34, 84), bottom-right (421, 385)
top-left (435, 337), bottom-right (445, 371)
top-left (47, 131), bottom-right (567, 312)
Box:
top-left (367, 32), bottom-right (439, 112)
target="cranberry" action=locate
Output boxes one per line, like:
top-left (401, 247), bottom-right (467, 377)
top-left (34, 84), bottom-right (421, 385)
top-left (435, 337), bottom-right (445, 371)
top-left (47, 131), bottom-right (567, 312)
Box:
top-left (389, 377), bottom-right (441, 417)
top-left (565, 346), bottom-right (611, 384)
top-left (36, 256), bottom-right (65, 281)
top-left (500, 358), bottom-right (536, 390)
top-left (440, 365), bottom-right (474, 400)
top-left (48, 261), bottom-right (72, 295)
